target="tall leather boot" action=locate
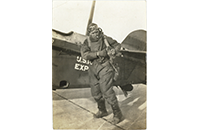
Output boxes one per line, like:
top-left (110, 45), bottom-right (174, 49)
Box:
top-left (111, 103), bottom-right (124, 125)
top-left (93, 99), bottom-right (108, 118)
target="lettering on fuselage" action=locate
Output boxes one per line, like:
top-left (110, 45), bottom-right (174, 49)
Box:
top-left (74, 56), bottom-right (92, 71)
top-left (74, 63), bottom-right (89, 71)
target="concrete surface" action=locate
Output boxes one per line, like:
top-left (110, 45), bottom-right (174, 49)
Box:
top-left (53, 84), bottom-right (146, 130)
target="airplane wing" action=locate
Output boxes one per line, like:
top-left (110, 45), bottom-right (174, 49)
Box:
top-left (114, 50), bottom-right (146, 87)
top-left (114, 30), bottom-right (146, 88)
top-left (52, 29), bottom-right (87, 45)
top-left (121, 30), bottom-right (146, 52)
top-left (52, 29), bottom-right (87, 56)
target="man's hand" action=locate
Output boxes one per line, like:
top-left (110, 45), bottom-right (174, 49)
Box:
top-left (107, 48), bottom-right (116, 56)
top-left (98, 49), bottom-right (107, 57)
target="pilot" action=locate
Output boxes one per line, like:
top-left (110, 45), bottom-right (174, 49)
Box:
top-left (80, 23), bottom-right (123, 124)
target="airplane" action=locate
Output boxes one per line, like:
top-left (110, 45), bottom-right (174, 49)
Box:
top-left (52, 1), bottom-right (146, 94)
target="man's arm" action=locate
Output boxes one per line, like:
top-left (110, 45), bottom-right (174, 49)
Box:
top-left (81, 40), bottom-right (97, 60)
top-left (105, 36), bottom-right (121, 55)
top-left (81, 40), bottom-right (107, 60)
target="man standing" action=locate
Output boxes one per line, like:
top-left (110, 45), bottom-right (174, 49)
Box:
top-left (80, 23), bottom-right (123, 124)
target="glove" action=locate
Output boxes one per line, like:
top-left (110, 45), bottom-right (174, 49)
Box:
top-left (107, 48), bottom-right (116, 56)
top-left (98, 49), bottom-right (107, 57)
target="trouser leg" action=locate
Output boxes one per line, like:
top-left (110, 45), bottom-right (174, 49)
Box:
top-left (99, 70), bottom-right (123, 124)
top-left (99, 71), bottom-right (117, 105)
top-left (110, 102), bottom-right (123, 124)
top-left (91, 83), bottom-right (108, 118)
top-left (94, 98), bottom-right (108, 118)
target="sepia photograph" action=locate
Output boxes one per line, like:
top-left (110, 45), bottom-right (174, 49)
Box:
top-left (1, 1), bottom-right (200, 130)
top-left (52, 0), bottom-right (146, 129)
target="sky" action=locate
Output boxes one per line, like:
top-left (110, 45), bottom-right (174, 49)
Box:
top-left (52, 0), bottom-right (146, 43)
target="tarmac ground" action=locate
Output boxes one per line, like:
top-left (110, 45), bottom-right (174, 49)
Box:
top-left (53, 84), bottom-right (146, 130)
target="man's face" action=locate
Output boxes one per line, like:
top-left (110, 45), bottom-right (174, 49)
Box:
top-left (88, 25), bottom-right (102, 42)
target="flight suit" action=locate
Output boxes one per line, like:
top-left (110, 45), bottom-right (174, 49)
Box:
top-left (81, 35), bottom-right (123, 124)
